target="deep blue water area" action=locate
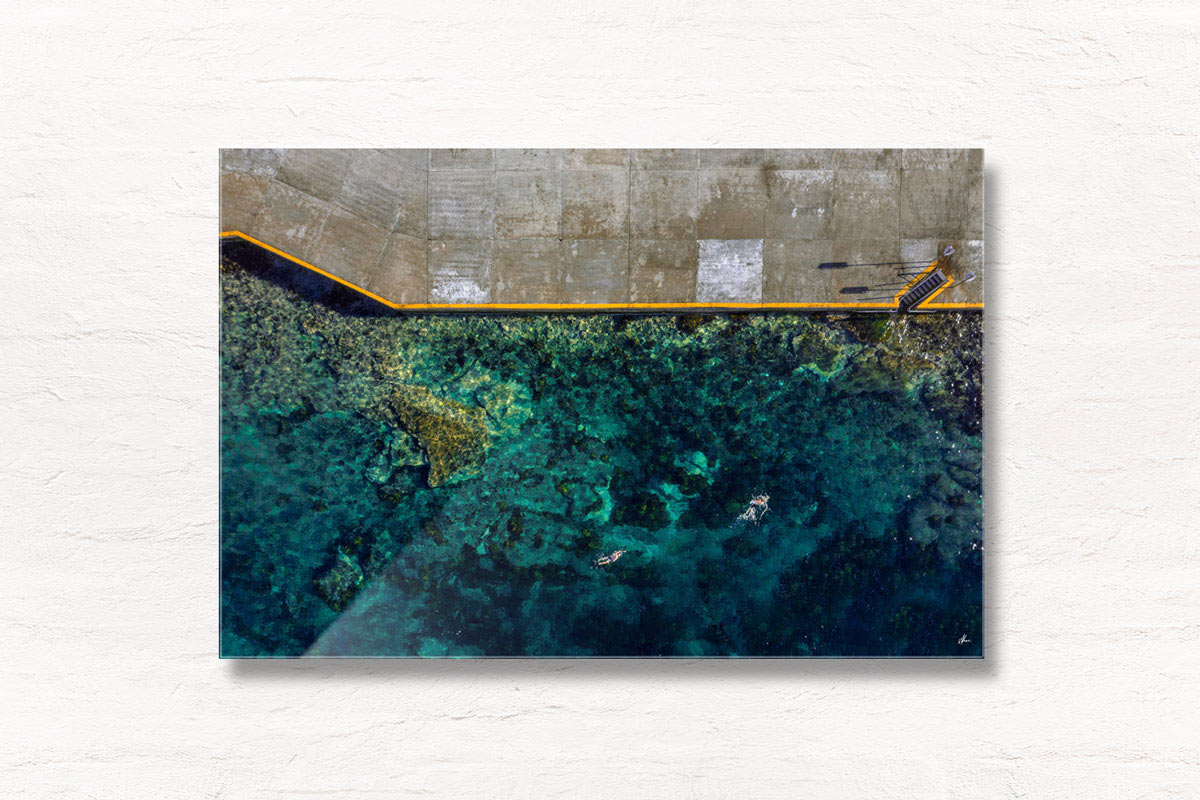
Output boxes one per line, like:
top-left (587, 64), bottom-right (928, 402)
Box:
top-left (220, 243), bottom-right (983, 657)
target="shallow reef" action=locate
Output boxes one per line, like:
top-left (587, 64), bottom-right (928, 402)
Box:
top-left (382, 384), bottom-right (490, 487)
top-left (220, 242), bottom-right (983, 657)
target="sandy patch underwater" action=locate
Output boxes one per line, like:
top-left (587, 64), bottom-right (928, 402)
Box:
top-left (220, 244), bottom-right (983, 657)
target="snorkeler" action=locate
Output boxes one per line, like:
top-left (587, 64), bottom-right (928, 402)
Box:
top-left (736, 494), bottom-right (770, 525)
top-left (593, 549), bottom-right (627, 568)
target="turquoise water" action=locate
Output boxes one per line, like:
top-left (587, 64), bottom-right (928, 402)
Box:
top-left (220, 243), bottom-right (983, 657)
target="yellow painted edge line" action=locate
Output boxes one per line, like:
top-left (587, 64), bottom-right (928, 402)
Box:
top-left (220, 231), bottom-right (982, 311)
top-left (220, 230), bottom-right (402, 309)
top-left (759, 303), bottom-right (899, 309)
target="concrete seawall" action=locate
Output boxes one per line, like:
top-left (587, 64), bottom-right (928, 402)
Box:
top-left (220, 149), bottom-right (983, 310)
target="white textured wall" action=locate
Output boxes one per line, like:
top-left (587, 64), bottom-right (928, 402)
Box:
top-left (3, 2), bottom-right (1198, 797)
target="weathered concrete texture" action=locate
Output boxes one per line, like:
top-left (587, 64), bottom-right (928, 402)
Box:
top-left (494, 149), bottom-right (563, 171)
top-left (763, 238), bottom-right (834, 304)
top-left (338, 150), bottom-right (426, 237)
top-left (277, 149), bottom-right (353, 203)
top-left (374, 233), bottom-right (427, 304)
top-left (698, 170), bottom-right (769, 239)
top-left (252, 182), bottom-right (330, 260)
top-left (832, 170), bottom-right (901, 240)
top-left (309, 208), bottom-right (391, 290)
top-left (429, 170), bottom-right (494, 239)
top-left (563, 148), bottom-right (629, 169)
top-left (563, 239), bottom-right (628, 303)
top-left (835, 148), bottom-right (902, 170)
top-left (219, 172), bottom-right (270, 234)
top-left (562, 169), bottom-right (628, 238)
top-left (220, 148), bottom-right (284, 177)
top-left (220, 148), bottom-right (983, 306)
top-left (494, 171), bottom-right (560, 239)
top-left (902, 169), bottom-right (982, 238)
top-left (828, 239), bottom-right (903, 299)
top-left (631, 170), bottom-right (697, 239)
top-left (221, 149), bottom-right (429, 303)
top-left (630, 240), bottom-right (697, 302)
top-left (631, 148), bottom-right (697, 169)
top-left (766, 170), bottom-right (834, 240)
top-left (429, 149), bottom-right (492, 170)
top-left (494, 239), bottom-right (562, 302)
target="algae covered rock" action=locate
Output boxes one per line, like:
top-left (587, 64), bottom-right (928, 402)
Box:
top-left (789, 324), bottom-right (843, 373)
top-left (613, 491), bottom-right (670, 531)
top-left (386, 384), bottom-right (490, 487)
top-left (363, 451), bottom-right (393, 485)
top-left (388, 430), bottom-right (426, 468)
top-left (314, 551), bottom-right (364, 612)
top-left (478, 379), bottom-right (533, 440)
top-left (455, 370), bottom-right (535, 440)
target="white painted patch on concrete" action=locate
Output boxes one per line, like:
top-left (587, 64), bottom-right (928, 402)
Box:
top-left (430, 276), bottom-right (489, 303)
top-left (428, 240), bottom-right (491, 302)
top-left (697, 239), bottom-right (763, 302)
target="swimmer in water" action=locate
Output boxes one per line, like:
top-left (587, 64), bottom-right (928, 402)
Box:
top-left (736, 494), bottom-right (770, 525)
top-left (594, 549), bottom-right (627, 568)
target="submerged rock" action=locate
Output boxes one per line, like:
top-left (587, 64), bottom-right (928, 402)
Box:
top-left (388, 430), bottom-right (426, 468)
top-left (789, 324), bottom-right (843, 373)
top-left (363, 452), bottom-right (393, 484)
top-left (386, 384), bottom-right (490, 487)
top-left (675, 450), bottom-right (717, 485)
top-left (613, 491), bottom-right (670, 531)
top-left (314, 551), bottom-right (364, 612)
top-left (479, 379), bottom-right (534, 440)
